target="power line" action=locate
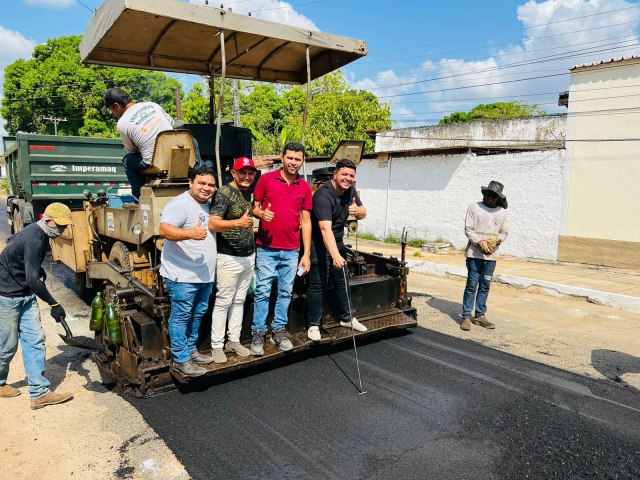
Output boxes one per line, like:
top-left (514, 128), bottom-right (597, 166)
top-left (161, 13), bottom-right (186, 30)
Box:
top-left (352, 33), bottom-right (640, 73)
top-left (75, 0), bottom-right (95, 14)
top-left (373, 131), bottom-right (640, 143)
top-left (366, 40), bottom-right (640, 92)
top-left (367, 4), bottom-right (640, 56)
top-left (376, 54), bottom-right (640, 100)
top-left (378, 72), bottom-right (569, 99)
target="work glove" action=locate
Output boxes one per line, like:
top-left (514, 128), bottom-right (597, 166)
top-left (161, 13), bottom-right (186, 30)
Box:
top-left (485, 236), bottom-right (502, 251)
top-left (477, 240), bottom-right (494, 255)
top-left (50, 303), bottom-right (66, 323)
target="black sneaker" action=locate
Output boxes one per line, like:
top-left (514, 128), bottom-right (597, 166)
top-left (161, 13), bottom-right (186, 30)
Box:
top-left (270, 328), bottom-right (293, 352)
top-left (251, 331), bottom-right (266, 356)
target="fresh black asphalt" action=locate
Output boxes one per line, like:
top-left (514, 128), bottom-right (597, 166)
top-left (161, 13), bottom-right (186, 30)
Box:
top-left (128, 329), bottom-right (640, 480)
top-left (3, 200), bottom-right (636, 480)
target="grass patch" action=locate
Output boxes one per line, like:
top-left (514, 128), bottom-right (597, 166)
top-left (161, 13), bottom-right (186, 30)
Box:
top-left (355, 232), bottom-right (377, 241)
top-left (432, 236), bottom-right (449, 244)
top-left (412, 251), bottom-right (422, 257)
top-left (408, 239), bottom-right (425, 248)
top-left (0, 178), bottom-right (9, 195)
top-left (384, 235), bottom-right (401, 244)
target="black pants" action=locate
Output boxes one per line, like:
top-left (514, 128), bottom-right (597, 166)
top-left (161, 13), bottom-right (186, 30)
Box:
top-left (307, 242), bottom-right (351, 327)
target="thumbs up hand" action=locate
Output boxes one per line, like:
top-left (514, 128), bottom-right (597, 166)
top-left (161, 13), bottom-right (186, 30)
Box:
top-left (237, 208), bottom-right (254, 229)
top-left (191, 218), bottom-right (208, 240)
top-left (348, 197), bottom-right (359, 217)
top-left (262, 202), bottom-right (275, 222)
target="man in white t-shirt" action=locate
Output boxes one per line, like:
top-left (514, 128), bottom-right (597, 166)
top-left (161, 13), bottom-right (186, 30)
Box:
top-left (159, 166), bottom-right (217, 377)
top-left (103, 87), bottom-right (174, 199)
top-left (461, 180), bottom-right (509, 331)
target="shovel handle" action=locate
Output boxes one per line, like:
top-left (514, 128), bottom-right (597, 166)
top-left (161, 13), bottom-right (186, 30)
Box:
top-left (60, 316), bottom-right (73, 339)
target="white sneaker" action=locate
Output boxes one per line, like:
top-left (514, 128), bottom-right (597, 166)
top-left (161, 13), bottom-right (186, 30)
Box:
top-left (211, 348), bottom-right (227, 364)
top-left (339, 317), bottom-right (368, 332)
top-left (307, 326), bottom-right (321, 341)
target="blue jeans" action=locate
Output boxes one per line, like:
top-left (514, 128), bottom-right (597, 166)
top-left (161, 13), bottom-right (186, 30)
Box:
top-left (166, 281), bottom-right (213, 364)
top-left (0, 294), bottom-right (50, 399)
top-left (252, 246), bottom-right (299, 333)
top-left (462, 258), bottom-right (497, 318)
top-left (122, 152), bottom-right (149, 200)
top-left (307, 242), bottom-right (351, 327)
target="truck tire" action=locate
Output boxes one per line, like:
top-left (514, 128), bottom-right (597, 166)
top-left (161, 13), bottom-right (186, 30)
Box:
top-left (74, 272), bottom-right (95, 299)
top-left (108, 241), bottom-right (133, 272)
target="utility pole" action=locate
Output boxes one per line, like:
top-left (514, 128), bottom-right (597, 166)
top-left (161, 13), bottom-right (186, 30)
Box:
top-left (232, 79), bottom-right (240, 126)
top-left (41, 116), bottom-right (67, 135)
top-left (173, 87), bottom-right (182, 120)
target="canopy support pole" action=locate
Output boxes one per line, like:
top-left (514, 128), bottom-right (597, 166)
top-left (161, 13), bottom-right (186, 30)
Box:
top-left (215, 30), bottom-right (226, 184)
top-left (209, 74), bottom-right (215, 125)
top-left (301, 45), bottom-right (311, 179)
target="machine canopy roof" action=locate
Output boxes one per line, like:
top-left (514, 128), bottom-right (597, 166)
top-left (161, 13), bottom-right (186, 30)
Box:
top-left (80, 0), bottom-right (367, 84)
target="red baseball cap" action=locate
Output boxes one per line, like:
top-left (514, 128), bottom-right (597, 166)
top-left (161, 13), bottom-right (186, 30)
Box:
top-left (232, 157), bottom-right (257, 171)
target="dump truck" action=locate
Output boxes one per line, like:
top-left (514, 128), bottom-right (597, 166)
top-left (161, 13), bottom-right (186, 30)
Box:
top-left (3, 133), bottom-right (128, 233)
top-left (49, 0), bottom-right (417, 396)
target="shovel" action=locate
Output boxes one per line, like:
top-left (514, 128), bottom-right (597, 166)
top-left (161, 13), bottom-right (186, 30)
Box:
top-left (58, 316), bottom-right (102, 351)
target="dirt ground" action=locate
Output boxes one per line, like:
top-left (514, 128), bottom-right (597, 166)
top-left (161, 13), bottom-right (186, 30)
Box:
top-left (408, 272), bottom-right (640, 389)
top-left (1, 268), bottom-right (639, 479)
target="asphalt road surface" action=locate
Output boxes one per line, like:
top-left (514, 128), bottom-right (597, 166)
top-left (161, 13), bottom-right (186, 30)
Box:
top-left (3, 199), bottom-right (639, 479)
top-left (129, 329), bottom-right (640, 480)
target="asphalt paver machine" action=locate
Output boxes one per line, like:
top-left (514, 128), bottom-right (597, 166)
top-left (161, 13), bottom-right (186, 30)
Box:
top-left (53, 0), bottom-right (417, 396)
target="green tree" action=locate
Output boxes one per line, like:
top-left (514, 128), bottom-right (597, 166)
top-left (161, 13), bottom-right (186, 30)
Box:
top-left (240, 83), bottom-right (286, 155)
top-left (2, 38), bottom-right (391, 156)
top-left (182, 82), bottom-right (210, 124)
top-left (272, 71), bottom-right (391, 156)
top-left (1, 35), bottom-right (180, 136)
top-left (439, 101), bottom-right (546, 125)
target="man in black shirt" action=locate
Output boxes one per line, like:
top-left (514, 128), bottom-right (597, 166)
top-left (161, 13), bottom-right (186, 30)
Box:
top-left (307, 159), bottom-right (368, 340)
top-left (0, 202), bottom-right (74, 409)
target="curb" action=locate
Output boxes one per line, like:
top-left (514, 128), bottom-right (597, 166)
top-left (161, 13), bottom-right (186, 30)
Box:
top-left (407, 260), bottom-right (640, 313)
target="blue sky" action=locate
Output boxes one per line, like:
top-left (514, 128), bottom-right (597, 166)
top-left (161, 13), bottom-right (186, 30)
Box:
top-left (2, 0), bottom-right (640, 139)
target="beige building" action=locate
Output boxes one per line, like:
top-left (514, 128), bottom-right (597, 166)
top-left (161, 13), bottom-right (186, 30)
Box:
top-left (560, 57), bottom-right (640, 269)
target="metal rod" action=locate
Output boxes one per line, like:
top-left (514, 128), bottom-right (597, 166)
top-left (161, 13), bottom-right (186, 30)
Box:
top-left (342, 265), bottom-right (366, 395)
top-left (173, 87), bottom-right (182, 120)
top-left (214, 30), bottom-right (226, 184)
top-left (301, 45), bottom-right (311, 180)
top-left (209, 74), bottom-right (215, 124)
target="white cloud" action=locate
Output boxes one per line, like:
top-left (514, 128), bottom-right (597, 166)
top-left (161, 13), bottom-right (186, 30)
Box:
top-left (188, 0), bottom-right (318, 31)
top-left (0, 26), bottom-right (36, 139)
top-left (351, 0), bottom-right (640, 126)
top-left (23, 0), bottom-right (74, 7)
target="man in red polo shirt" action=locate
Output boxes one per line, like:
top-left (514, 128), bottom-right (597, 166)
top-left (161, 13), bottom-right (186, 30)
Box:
top-left (250, 142), bottom-right (312, 355)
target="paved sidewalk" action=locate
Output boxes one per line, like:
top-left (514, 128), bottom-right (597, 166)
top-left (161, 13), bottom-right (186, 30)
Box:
top-left (348, 237), bottom-right (640, 312)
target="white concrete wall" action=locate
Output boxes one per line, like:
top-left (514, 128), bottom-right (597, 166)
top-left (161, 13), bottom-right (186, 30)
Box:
top-left (375, 116), bottom-right (566, 152)
top-left (354, 149), bottom-right (566, 261)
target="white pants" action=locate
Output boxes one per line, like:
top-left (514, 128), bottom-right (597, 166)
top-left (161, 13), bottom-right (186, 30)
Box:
top-left (211, 253), bottom-right (255, 349)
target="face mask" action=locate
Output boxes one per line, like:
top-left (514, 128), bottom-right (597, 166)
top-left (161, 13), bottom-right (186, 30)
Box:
top-left (37, 216), bottom-right (67, 239)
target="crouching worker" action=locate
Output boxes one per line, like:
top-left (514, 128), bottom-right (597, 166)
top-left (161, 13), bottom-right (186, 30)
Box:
top-left (0, 202), bottom-right (73, 409)
top-left (103, 87), bottom-right (175, 200)
top-left (160, 166), bottom-right (218, 377)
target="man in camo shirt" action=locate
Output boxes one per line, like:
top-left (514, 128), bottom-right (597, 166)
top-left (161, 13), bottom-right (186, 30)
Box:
top-left (208, 157), bottom-right (257, 363)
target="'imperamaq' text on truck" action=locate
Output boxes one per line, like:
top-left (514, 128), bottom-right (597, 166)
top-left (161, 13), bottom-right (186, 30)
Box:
top-left (4, 133), bottom-right (128, 233)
